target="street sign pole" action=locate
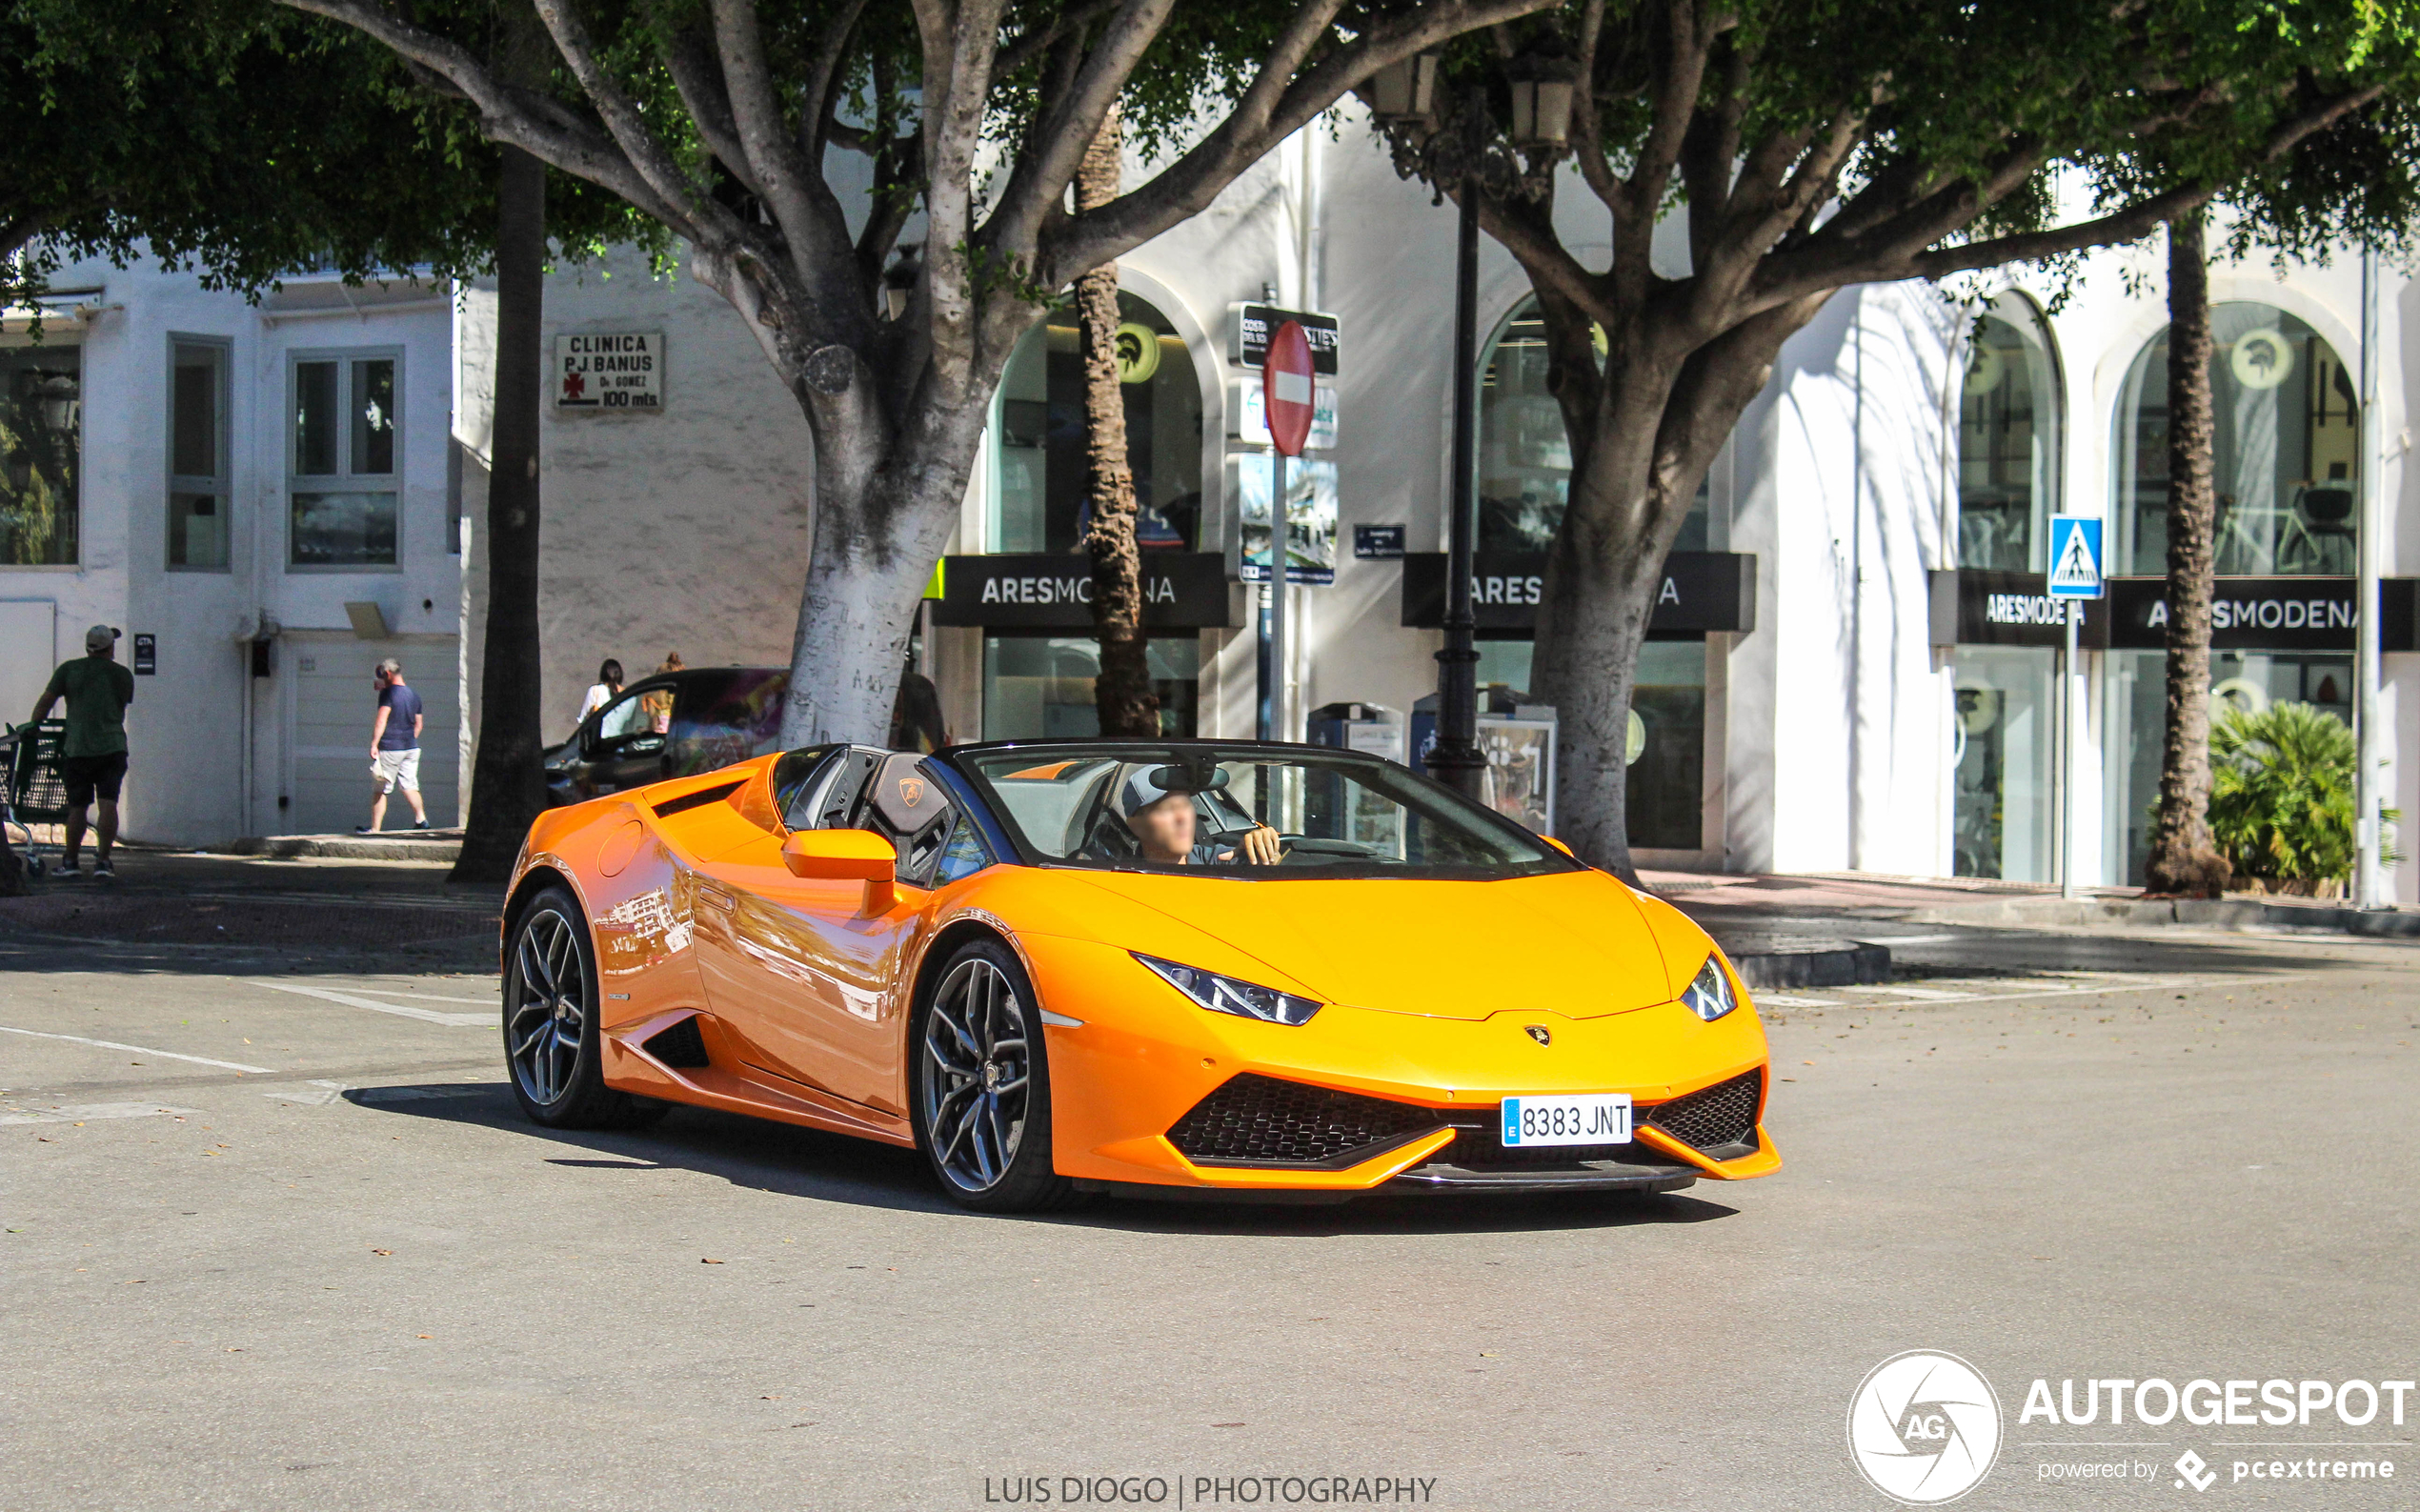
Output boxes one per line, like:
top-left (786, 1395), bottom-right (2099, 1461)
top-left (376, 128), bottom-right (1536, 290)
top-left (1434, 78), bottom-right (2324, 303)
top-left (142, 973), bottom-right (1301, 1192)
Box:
top-left (2047, 514), bottom-right (2106, 901)
top-left (1260, 319), bottom-right (1316, 746)
top-left (2356, 244), bottom-right (2384, 908)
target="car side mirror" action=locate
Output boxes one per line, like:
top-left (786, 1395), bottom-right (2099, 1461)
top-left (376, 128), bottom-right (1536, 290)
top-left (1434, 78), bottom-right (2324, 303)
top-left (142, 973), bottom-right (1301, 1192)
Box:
top-left (782, 828), bottom-right (899, 914)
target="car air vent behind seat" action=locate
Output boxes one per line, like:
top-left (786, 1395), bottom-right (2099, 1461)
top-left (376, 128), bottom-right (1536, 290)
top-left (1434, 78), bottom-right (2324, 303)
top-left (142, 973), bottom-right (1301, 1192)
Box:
top-left (655, 780), bottom-right (742, 816)
top-left (640, 1016), bottom-right (711, 1069)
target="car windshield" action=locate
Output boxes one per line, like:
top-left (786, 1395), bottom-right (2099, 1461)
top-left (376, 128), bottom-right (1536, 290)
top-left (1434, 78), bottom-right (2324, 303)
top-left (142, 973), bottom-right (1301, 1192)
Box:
top-left (952, 743), bottom-right (1576, 879)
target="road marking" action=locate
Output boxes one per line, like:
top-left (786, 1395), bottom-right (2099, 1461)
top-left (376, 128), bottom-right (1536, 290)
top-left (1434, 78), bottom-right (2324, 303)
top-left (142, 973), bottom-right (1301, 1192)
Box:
top-left (1, 1099), bottom-right (204, 1125)
top-left (0, 1024), bottom-right (274, 1074)
top-left (260, 1079), bottom-right (500, 1107)
top-left (261, 1079), bottom-right (352, 1106)
top-left (339, 986), bottom-right (497, 1006)
top-left (1849, 934), bottom-right (1965, 945)
top-left (1855, 985), bottom-right (1979, 1000)
top-left (1754, 994), bottom-right (1833, 1007)
top-left (254, 980), bottom-right (491, 1027)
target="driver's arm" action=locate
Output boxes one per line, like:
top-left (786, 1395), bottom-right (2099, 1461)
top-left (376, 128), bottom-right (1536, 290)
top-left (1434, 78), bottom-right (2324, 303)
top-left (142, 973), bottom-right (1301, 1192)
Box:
top-left (1235, 824), bottom-right (1285, 865)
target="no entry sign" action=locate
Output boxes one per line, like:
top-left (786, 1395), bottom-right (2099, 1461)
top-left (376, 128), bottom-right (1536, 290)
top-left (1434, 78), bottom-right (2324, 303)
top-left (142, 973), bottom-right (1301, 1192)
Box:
top-left (1262, 320), bottom-right (1315, 457)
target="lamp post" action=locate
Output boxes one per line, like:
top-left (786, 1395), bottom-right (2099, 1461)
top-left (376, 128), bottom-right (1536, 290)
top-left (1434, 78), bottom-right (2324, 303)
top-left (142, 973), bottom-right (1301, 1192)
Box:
top-left (1427, 102), bottom-right (1489, 800)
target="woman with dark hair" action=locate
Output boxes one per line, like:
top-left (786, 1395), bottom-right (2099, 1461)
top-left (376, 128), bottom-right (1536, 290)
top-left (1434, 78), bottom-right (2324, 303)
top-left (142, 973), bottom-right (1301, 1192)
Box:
top-left (575, 658), bottom-right (624, 735)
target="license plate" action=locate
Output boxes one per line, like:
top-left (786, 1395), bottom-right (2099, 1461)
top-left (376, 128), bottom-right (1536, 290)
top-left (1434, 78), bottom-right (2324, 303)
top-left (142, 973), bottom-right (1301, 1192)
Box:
top-left (1501, 1093), bottom-right (1632, 1147)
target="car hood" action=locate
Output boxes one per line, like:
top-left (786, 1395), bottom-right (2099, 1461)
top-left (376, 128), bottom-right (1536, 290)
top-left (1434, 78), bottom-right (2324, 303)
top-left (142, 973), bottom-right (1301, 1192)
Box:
top-left (1061, 867), bottom-right (1684, 1020)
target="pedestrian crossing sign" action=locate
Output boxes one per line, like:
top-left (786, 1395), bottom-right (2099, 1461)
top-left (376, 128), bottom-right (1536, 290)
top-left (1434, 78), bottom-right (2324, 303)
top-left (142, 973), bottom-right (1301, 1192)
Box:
top-left (2047, 514), bottom-right (2105, 599)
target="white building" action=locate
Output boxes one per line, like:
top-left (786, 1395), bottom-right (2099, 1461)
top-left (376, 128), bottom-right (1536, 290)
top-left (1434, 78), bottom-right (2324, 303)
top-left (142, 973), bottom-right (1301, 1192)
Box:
top-left (7, 115), bottom-right (2412, 900)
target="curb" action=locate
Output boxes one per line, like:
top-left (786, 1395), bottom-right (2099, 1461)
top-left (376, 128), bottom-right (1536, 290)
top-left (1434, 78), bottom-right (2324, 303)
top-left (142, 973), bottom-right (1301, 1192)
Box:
top-left (1701, 922), bottom-right (1893, 989)
top-left (1902, 896), bottom-right (2420, 938)
top-left (223, 834), bottom-right (465, 863)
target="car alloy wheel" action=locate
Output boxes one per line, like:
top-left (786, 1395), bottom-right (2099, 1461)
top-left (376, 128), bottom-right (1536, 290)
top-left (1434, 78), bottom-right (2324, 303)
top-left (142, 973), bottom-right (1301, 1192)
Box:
top-left (510, 904), bottom-right (587, 1107)
top-left (920, 955), bottom-right (1032, 1194)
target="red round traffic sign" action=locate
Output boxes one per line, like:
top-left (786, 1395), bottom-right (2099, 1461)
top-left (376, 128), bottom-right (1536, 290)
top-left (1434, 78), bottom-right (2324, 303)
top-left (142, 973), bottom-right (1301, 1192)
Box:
top-left (1262, 319), bottom-right (1315, 456)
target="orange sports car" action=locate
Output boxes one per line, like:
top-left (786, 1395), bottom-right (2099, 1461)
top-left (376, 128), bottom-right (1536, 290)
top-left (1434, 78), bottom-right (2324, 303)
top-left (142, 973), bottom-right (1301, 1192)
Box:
top-left (499, 739), bottom-right (1779, 1211)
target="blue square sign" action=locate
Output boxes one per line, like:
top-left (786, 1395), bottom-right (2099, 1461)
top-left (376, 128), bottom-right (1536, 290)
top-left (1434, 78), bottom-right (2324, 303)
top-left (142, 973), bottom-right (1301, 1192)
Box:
top-left (2047, 515), bottom-right (2105, 599)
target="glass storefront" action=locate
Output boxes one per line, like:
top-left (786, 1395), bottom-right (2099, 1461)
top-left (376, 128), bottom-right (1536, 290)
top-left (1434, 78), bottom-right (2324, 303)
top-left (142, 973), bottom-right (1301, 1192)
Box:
top-left (1950, 648), bottom-right (2058, 881)
top-left (1957, 295), bottom-right (2062, 571)
top-left (2102, 649), bottom-right (2352, 884)
top-left (1479, 298), bottom-right (1709, 554)
top-left (1462, 636), bottom-right (1706, 851)
top-left (990, 292), bottom-right (1203, 554)
top-left (980, 634), bottom-right (1201, 739)
top-left (2114, 304), bottom-right (2361, 575)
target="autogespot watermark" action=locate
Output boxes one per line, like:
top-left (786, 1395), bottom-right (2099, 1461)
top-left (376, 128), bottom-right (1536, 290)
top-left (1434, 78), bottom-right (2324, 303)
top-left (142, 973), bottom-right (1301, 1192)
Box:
top-left (981, 1476), bottom-right (1438, 1506)
top-left (1850, 1352), bottom-right (2415, 1502)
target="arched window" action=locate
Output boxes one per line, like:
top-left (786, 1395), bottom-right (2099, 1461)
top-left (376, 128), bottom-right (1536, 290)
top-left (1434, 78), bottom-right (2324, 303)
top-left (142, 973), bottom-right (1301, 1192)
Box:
top-left (1479, 297), bottom-right (1710, 554)
top-left (2114, 304), bottom-right (2360, 575)
top-left (1956, 293), bottom-right (2062, 571)
top-left (989, 291), bottom-right (1203, 554)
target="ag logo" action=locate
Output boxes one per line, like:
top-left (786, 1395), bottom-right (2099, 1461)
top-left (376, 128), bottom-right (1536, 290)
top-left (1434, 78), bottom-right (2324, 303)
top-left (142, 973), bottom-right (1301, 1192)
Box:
top-left (1847, 1350), bottom-right (2002, 1504)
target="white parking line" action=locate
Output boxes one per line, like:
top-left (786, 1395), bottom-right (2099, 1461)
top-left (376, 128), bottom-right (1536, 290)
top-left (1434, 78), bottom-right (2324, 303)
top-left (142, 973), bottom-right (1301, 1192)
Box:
top-left (1754, 994), bottom-right (1834, 1007)
top-left (0, 1024), bottom-right (274, 1074)
top-left (1, 1099), bottom-right (204, 1125)
top-left (254, 981), bottom-right (492, 1027)
top-left (341, 986), bottom-right (497, 1006)
top-left (1855, 985), bottom-right (1980, 1000)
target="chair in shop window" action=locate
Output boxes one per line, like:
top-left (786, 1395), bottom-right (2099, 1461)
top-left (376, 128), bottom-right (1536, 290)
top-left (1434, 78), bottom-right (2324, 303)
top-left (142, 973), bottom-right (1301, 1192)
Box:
top-left (2280, 469), bottom-right (2356, 575)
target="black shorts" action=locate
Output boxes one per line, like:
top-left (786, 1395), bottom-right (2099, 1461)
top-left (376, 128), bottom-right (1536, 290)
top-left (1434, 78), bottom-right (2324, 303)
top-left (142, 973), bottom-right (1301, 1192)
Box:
top-left (61, 751), bottom-right (128, 807)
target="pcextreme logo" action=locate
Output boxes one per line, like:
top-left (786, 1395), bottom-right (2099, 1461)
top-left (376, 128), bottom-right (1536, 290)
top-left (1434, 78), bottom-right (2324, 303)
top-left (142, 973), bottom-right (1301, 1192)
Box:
top-left (1848, 1351), bottom-right (2006, 1505)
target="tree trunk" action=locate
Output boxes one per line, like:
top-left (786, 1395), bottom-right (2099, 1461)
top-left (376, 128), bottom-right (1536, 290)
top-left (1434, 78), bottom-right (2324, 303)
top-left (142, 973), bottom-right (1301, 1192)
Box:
top-left (1075, 112), bottom-right (1158, 737)
top-left (451, 142), bottom-right (548, 884)
top-left (2143, 209), bottom-right (2233, 897)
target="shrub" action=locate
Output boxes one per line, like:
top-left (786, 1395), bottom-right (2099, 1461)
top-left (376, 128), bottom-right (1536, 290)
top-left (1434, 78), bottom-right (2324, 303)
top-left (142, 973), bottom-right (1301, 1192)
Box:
top-left (2207, 701), bottom-right (2397, 889)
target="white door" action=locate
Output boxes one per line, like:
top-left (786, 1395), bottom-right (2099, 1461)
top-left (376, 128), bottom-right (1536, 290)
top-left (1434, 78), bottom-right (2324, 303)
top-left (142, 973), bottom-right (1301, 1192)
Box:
top-left (287, 637), bottom-right (458, 834)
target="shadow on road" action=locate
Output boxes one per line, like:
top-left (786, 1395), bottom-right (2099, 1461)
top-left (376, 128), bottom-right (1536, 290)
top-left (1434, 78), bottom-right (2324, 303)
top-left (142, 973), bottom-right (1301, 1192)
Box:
top-left (346, 1080), bottom-right (1741, 1238)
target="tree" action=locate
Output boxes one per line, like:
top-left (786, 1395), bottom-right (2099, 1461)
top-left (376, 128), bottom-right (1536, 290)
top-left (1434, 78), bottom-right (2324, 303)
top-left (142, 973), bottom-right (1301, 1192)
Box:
top-left (277, 0), bottom-right (1555, 750)
top-left (15, 1), bottom-right (645, 875)
top-left (2135, 100), bottom-right (2420, 897)
top-left (1371, 0), bottom-right (2420, 879)
top-left (1075, 108), bottom-right (1160, 736)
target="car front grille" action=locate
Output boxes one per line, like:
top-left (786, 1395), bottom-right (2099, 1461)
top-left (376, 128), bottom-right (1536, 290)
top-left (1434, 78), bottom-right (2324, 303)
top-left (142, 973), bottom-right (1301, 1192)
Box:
top-left (1166, 1074), bottom-right (1444, 1167)
top-left (1432, 1127), bottom-right (1699, 1170)
top-left (1640, 1070), bottom-right (1764, 1155)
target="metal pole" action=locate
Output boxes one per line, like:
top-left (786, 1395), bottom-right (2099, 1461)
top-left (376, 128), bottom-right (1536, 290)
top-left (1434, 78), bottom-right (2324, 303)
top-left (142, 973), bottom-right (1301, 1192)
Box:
top-left (2061, 602), bottom-right (2078, 899)
top-left (2356, 244), bottom-right (2385, 908)
top-left (1270, 448), bottom-right (1289, 741)
top-left (1428, 109), bottom-right (1487, 798)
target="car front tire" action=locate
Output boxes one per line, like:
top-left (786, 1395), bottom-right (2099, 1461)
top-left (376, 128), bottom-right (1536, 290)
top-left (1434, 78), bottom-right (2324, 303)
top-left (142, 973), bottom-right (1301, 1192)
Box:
top-left (913, 937), bottom-right (1080, 1213)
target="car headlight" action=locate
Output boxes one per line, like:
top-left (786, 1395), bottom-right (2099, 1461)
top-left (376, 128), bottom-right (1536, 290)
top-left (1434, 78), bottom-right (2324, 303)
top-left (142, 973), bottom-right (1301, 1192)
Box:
top-left (1681, 954), bottom-right (1738, 1021)
top-left (1134, 953), bottom-right (1322, 1027)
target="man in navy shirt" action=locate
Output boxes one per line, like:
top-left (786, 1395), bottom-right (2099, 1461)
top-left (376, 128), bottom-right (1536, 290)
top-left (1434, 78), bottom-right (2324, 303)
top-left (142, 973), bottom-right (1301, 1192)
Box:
top-left (361, 658), bottom-right (429, 834)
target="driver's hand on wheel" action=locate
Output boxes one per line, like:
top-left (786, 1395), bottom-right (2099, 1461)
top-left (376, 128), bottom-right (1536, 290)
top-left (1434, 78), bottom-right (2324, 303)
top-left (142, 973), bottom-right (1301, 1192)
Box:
top-left (1239, 823), bottom-right (1285, 866)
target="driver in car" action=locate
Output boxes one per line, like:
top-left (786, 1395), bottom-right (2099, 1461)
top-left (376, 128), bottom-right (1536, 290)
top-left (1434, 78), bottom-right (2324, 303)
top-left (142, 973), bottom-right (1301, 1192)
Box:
top-left (1118, 767), bottom-right (1284, 866)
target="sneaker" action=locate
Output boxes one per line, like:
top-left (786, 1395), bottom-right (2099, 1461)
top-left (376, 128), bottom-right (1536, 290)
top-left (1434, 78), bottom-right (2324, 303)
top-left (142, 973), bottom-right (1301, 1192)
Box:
top-left (410, 819), bottom-right (431, 831)
top-left (354, 825), bottom-right (380, 835)
top-left (50, 857), bottom-right (79, 878)
top-left (91, 858), bottom-right (114, 880)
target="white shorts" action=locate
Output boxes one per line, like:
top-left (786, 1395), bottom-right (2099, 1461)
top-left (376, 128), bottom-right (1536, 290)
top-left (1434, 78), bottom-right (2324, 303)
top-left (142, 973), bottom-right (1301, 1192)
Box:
top-left (372, 748), bottom-right (422, 794)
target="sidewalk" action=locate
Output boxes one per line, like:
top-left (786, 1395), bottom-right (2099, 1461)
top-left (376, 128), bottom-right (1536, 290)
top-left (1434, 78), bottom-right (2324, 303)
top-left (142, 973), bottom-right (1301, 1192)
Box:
top-left (1641, 867), bottom-right (2420, 940)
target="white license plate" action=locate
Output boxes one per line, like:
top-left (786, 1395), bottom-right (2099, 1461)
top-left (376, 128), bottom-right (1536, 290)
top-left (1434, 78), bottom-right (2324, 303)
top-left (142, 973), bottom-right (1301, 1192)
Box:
top-left (1501, 1093), bottom-right (1632, 1147)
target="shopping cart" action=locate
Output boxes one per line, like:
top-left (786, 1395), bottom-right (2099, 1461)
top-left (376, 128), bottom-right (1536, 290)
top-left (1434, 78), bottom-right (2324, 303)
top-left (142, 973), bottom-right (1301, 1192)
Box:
top-left (1, 718), bottom-right (70, 881)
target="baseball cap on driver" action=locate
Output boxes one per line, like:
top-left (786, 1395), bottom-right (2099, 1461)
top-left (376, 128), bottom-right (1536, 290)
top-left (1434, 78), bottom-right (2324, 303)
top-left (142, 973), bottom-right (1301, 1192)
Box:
top-left (85, 624), bottom-right (118, 653)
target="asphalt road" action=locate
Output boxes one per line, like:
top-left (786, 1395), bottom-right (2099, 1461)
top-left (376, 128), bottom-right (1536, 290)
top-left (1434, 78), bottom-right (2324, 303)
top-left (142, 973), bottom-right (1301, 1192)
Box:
top-left (3, 920), bottom-right (2415, 1511)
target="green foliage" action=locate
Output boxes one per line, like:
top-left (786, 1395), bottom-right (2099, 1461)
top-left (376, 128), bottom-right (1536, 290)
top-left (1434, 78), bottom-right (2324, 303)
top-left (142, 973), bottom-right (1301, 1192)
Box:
top-left (4, 0), bottom-right (651, 302)
top-left (2207, 701), bottom-right (2397, 883)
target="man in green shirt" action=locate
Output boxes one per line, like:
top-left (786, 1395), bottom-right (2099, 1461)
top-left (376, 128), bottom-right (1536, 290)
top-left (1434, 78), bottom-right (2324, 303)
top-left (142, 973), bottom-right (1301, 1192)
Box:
top-left (30, 624), bottom-right (135, 879)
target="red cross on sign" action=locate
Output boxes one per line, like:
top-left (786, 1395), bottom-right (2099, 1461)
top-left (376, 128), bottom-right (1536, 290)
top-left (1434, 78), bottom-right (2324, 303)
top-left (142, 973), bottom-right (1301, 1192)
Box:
top-left (1261, 319), bottom-right (1315, 457)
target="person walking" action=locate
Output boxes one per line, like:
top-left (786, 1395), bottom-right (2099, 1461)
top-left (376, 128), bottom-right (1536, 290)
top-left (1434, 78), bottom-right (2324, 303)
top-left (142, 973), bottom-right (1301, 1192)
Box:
top-left (640, 652), bottom-right (683, 733)
top-left (29, 624), bottom-right (135, 879)
top-left (361, 658), bottom-right (429, 834)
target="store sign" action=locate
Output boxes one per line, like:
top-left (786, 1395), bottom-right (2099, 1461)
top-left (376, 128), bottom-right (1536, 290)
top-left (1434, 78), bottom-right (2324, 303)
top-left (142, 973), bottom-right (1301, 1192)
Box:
top-left (2105, 576), bottom-right (2418, 652)
top-left (1399, 552), bottom-right (1757, 635)
top-left (930, 553), bottom-right (1234, 630)
top-left (1354, 523), bottom-right (1406, 559)
top-left (555, 332), bottom-right (664, 413)
top-left (1228, 304), bottom-right (1340, 373)
top-left (1929, 570), bottom-right (2109, 648)
top-left (131, 634), bottom-right (156, 675)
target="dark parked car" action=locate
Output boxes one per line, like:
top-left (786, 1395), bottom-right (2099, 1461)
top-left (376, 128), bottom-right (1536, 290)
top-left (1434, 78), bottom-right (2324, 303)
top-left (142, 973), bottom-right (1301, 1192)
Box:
top-left (543, 665), bottom-right (788, 807)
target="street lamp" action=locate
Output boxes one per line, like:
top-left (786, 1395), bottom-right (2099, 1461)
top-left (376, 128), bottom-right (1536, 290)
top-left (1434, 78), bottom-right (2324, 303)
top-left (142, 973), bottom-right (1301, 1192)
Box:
top-left (1426, 102), bottom-right (1490, 801)
top-left (1367, 53), bottom-right (1440, 121)
top-left (1507, 60), bottom-right (1576, 150)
